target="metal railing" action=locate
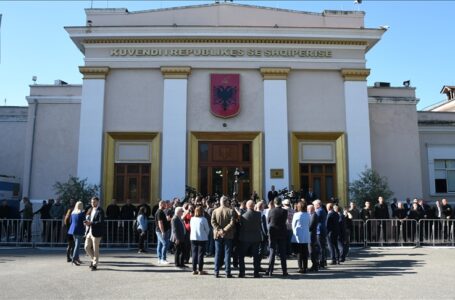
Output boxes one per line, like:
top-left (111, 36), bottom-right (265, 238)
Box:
top-left (1, 218), bottom-right (454, 248)
top-left (0, 218), bottom-right (156, 248)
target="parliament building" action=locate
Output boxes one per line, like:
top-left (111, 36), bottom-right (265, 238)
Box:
top-left (1, 3), bottom-right (455, 207)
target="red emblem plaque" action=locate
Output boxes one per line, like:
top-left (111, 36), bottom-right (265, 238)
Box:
top-left (210, 74), bottom-right (240, 118)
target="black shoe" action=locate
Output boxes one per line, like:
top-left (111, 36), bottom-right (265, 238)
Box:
top-left (67, 257), bottom-right (72, 263)
top-left (340, 258), bottom-right (345, 263)
top-left (309, 266), bottom-right (319, 272)
top-left (259, 267), bottom-right (267, 273)
top-left (282, 272), bottom-right (289, 277)
top-left (254, 274), bottom-right (261, 278)
top-left (215, 272), bottom-right (220, 278)
top-left (71, 260), bottom-right (81, 266)
top-left (226, 274), bottom-right (233, 278)
top-left (90, 265), bottom-right (97, 271)
top-left (238, 274), bottom-right (245, 278)
top-left (297, 269), bottom-right (305, 274)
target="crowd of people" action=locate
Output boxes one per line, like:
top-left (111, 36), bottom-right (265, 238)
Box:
top-left (1, 192), bottom-right (454, 276)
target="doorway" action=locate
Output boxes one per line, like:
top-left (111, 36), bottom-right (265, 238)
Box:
top-left (300, 163), bottom-right (336, 202)
top-left (198, 141), bottom-right (251, 201)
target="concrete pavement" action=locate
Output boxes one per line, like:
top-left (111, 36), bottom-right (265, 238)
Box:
top-left (0, 247), bottom-right (454, 299)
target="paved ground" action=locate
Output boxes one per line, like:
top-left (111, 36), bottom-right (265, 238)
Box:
top-left (0, 247), bottom-right (454, 299)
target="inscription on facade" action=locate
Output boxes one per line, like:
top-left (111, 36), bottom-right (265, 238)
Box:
top-left (110, 48), bottom-right (332, 58)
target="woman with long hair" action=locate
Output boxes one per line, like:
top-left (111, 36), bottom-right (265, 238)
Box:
top-left (67, 201), bottom-right (86, 266)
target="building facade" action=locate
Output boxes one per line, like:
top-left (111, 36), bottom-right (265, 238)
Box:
top-left (1, 3), bottom-right (455, 206)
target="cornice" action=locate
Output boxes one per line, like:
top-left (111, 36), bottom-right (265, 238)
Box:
top-left (83, 38), bottom-right (368, 46)
top-left (260, 67), bottom-right (291, 80)
top-left (341, 68), bottom-right (370, 81)
top-left (79, 66), bottom-right (110, 79)
top-left (161, 66), bottom-right (191, 79)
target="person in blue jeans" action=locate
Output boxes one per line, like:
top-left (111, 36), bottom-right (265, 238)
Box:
top-left (155, 201), bottom-right (171, 264)
top-left (67, 201), bottom-right (86, 266)
top-left (211, 196), bottom-right (237, 278)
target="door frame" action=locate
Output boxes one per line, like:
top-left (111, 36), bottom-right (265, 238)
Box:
top-left (290, 132), bottom-right (347, 206)
top-left (188, 132), bottom-right (263, 198)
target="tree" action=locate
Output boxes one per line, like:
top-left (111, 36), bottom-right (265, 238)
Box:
top-left (349, 168), bottom-right (393, 206)
top-left (53, 176), bottom-right (100, 207)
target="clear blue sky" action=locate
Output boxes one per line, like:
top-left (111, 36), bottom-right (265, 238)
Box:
top-left (0, 1), bottom-right (454, 109)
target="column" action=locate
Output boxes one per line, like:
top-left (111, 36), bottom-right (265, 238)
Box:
top-left (341, 68), bottom-right (372, 182)
top-left (261, 68), bottom-right (291, 193)
top-left (160, 67), bottom-right (191, 200)
top-left (77, 66), bottom-right (110, 186)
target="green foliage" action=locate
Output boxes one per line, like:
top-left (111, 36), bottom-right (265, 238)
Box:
top-left (53, 176), bottom-right (100, 207)
top-left (349, 168), bottom-right (393, 206)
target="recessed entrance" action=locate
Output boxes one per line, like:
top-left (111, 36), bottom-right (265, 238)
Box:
top-left (198, 141), bottom-right (251, 201)
top-left (300, 163), bottom-right (336, 202)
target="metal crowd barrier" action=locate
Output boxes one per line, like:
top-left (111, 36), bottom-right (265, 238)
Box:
top-left (1, 218), bottom-right (454, 248)
top-left (364, 219), bottom-right (418, 246)
top-left (419, 219), bottom-right (454, 246)
top-left (0, 218), bottom-right (156, 248)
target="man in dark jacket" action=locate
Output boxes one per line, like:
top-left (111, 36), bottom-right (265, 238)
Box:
top-left (120, 198), bottom-right (137, 244)
top-left (266, 198), bottom-right (288, 277)
top-left (374, 197), bottom-right (389, 242)
top-left (106, 198), bottom-right (121, 243)
top-left (307, 204), bottom-right (320, 272)
top-left (171, 207), bottom-right (186, 268)
top-left (84, 197), bottom-right (105, 271)
top-left (326, 203), bottom-right (340, 265)
top-left (0, 200), bottom-right (11, 241)
top-left (313, 199), bottom-right (327, 268)
top-left (238, 200), bottom-right (263, 278)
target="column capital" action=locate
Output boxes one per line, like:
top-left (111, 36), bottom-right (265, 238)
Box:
top-left (260, 68), bottom-right (291, 80)
top-left (161, 66), bottom-right (191, 79)
top-left (79, 66), bottom-right (110, 79)
top-left (340, 68), bottom-right (370, 81)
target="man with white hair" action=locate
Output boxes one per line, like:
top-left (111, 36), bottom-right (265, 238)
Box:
top-left (313, 199), bottom-right (327, 268)
top-left (238, 200), bottom-right (262, 278)
top-left (211, 196), bottom-right (238, 278)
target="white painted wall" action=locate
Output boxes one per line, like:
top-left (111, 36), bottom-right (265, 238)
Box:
top-left (161, 79), bottom-right (188, 200)
top-left (264, 79), bottom-right (289, 191)
top-left (77, 79), bottom-right (106, 186)
top-left (344, 81), bottom-right (371, 182)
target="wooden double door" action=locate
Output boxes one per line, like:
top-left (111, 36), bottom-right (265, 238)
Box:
top-left (198, 141), bottom-right (251, 201)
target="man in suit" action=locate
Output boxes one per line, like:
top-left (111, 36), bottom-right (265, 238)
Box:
top-left (374, 196), bottom-right (389, 242)
top-left (238, 200), bottom-right (263, 278)
top-left (266, 198), bottom-right (289, 277)
top-left (211, 196), bottom-right (238, 278)
top-left (307, 204), bottom-right (320, 272)
top-left (121, 198), bottom-right (137, 244)
top-left (106, 198), bottom-right (121, 243)
top-left (306, 188), bottom-right (318, 202)
top-left (313, 199), bottom-right (327, 268)
top-left (267, 186), bottom-right (278, 205)
top-left (171, 207), bottom-right (186, 268)
top-left (84, 197), bottom-right (105, 271)
top-left (326, 203), bottom-right (340, 265)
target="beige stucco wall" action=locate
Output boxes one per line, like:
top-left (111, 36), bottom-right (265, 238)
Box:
top-left (288, 70), bottom-right (346, 132)
top-left (369, 102), bottom-right (423, 201)
top-left (28, 103), bottom-right (80, 199)
top-left (418, 111), bottom-right (455, 203)
top-left (104, 69), bottom-right (163, 132)
top-left (0, 107), bottom-right (28, 183)
top-left (187, 69), bottom-right (263, 132)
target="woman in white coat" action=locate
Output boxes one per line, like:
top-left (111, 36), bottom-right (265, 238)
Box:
top-left (291, 201), bottom-right (311, 273)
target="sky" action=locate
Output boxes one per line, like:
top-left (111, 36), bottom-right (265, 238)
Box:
top-left (0, 0), bottom-right (454, 110)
